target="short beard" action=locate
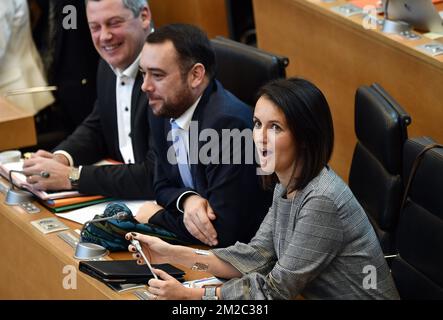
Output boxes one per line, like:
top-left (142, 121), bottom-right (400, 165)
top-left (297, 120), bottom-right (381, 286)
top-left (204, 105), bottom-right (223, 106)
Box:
top-left (154, 86), bottom-right (197, 119)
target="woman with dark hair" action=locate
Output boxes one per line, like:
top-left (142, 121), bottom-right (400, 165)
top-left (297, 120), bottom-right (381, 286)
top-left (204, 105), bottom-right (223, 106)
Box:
top-left (125, 78), bottom-right (399, 300)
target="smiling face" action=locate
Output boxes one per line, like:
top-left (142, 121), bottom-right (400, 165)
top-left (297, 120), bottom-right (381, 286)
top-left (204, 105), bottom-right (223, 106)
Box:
top-left (253, 96), bottom-right (298, 185)
top-left (86, 0), bottom-right (151, 70)
top-left (139, 41), bottom-right (203, 118)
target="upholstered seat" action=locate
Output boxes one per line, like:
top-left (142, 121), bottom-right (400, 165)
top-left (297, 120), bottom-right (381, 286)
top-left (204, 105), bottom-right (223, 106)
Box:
top-left (391, 137), bottom-right (443, 299)
top-left (349, 83), bottom-right (411, 254)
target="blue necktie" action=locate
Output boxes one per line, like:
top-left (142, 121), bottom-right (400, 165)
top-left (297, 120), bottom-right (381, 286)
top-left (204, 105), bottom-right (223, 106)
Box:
top-left (171, 120), bottom-right (194, 188)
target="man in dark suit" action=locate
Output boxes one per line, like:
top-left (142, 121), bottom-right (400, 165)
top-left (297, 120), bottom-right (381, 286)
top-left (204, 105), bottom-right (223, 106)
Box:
top-left (44, 0), bottom-right (100, 134)
top-left (136, 24), bottom-right (271, 247)
top-left (22, 0), bottom-right (155, 199)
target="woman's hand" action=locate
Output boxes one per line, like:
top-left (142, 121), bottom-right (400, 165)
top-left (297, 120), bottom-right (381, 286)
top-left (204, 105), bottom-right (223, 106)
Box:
top-left (147, 268), bottom-right (198, 300)
top-left (125, 232), bottom-right (173, 264)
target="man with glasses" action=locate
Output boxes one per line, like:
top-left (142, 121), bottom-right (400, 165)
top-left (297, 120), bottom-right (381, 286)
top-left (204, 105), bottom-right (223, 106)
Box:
top-left (23, 0), bottom-right (155, 199)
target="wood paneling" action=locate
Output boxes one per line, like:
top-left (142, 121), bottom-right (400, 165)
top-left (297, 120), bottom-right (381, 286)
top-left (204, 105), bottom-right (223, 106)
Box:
top-left (149, 0), bottom-right (229, 38)
top-left (0, 97), bottom-right (36, 151)
top-left (253, 0), bottom-right (443, 180)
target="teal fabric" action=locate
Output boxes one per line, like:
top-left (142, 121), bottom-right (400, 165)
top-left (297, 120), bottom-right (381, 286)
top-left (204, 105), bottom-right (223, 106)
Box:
top-left (81, 202), bottom-right (186, 251)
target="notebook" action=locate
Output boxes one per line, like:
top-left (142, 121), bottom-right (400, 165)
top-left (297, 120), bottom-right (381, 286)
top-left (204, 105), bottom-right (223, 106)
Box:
top-left (79, 260), bottom-right (185, 284)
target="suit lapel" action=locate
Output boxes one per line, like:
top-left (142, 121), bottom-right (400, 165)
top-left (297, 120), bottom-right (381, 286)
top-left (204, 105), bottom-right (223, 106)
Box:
top-left (131, 73), bottom-right (143, 129)
top-left (103, 66), bottom-right (119, 158)
top-left (187, 80), bottom-right (216, 181)
top-left (130, 73), bottom-right (146, 161)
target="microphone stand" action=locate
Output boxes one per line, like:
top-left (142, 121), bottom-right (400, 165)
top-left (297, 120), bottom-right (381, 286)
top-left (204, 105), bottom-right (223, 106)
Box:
top-left (4, 170), bottom-right (33, 206)
top-left (74, 212), bottom-right (129, 260)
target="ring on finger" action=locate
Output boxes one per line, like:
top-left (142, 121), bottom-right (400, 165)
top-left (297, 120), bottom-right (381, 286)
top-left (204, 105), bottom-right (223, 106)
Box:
top-left (146, 292), bottom-right (157, 300)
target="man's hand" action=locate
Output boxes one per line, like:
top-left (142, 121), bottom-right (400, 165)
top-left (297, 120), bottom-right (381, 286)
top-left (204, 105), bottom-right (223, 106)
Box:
top-left (29, 150), bottom-right (70, 166)
top-left (22, 156), bottom-right (72, 191)
top-left (183, 194), bottom-right (218, 246)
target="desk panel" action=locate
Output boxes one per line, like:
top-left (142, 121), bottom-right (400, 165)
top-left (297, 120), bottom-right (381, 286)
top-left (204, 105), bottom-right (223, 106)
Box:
top-left (0, 97), bottom-right (36, 151)
top-left (253, 0), bottom-right (443, 180)
top-left (0, 180), bottom-right (209, 299)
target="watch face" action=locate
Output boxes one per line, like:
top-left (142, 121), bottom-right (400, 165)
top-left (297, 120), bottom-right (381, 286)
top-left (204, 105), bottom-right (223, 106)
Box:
top-left (202, 286), bottom-right (218, 300)
top-left (70, 168), bottom-right (80, 180)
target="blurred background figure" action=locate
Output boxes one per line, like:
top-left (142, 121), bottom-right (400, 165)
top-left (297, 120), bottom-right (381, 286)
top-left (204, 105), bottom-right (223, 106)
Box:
top-left (0, 0), bottom-right (54, 115)
top-left (29, 0), bottom-right (99, 149)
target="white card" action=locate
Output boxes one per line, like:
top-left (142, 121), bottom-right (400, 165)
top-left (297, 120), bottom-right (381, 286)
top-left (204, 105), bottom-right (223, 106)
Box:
top-left (31, 217), bottom-right (69, 234)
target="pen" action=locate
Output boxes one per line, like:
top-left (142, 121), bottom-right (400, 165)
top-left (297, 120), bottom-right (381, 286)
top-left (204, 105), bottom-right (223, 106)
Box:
top-left (131, 239), bottom-right (158, 280)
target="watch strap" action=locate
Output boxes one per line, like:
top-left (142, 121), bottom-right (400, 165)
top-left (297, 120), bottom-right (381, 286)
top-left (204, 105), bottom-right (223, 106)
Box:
top-left (202, 285), bottom-right (218, 300)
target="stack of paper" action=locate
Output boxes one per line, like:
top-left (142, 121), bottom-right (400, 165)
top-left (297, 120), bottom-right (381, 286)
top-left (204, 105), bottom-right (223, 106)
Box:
top-left (43, 195), bottom-right (112, 213)
top-left (0, 160), bottom-right (110, 212)
top-left (0, 160), bottom-right (80, 200)
top-left (56, 200), bottom-right (146, 224)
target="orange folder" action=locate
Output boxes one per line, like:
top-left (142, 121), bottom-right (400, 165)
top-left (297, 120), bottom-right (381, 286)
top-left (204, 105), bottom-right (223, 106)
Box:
top-left (45, 195), bottom-right (105, 208)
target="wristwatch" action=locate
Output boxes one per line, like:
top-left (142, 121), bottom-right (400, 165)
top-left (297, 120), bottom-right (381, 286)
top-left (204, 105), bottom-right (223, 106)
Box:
top-left (202, 285), bottom-right (219, 300)
top-left (68, 167), bottom-right (80, 189)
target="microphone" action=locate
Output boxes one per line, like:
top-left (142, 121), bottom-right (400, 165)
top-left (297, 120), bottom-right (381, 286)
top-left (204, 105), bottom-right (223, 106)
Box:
top-left (74, 211), bottom-right (130, 260)
top-left (4, 170), bottom-right (33, 206)
top-left (79, 211), bottom-right (129, 238)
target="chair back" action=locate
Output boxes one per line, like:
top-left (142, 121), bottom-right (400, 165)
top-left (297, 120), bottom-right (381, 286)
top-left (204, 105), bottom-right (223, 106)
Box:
top-left (391, 137), bottom-right (443, 299)
top-left (349, 83), bottom-right (411, 254)
top-left (211, 36), bottom-right (289, 106)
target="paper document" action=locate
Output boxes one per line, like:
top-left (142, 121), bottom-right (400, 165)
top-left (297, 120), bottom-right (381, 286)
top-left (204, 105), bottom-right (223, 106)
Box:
top-left (56, 200), bottom-right (148, 225)
top-left (31, 217), bottom-right (69, 234)
top-left (182, 277), bottom-right (225, 288)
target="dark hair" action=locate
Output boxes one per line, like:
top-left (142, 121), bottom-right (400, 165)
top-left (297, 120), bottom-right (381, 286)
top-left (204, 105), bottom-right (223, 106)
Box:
top-left (257, 77), bottom-right (334, 192)
top-left (146, 23), bottom-right (216, 79)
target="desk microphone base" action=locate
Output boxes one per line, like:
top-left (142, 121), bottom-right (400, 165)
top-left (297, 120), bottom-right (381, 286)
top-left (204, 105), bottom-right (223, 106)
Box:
top-left (4, 188), bottom-right (33, 206)
top-left (74, 242), bottom-right (109, 260)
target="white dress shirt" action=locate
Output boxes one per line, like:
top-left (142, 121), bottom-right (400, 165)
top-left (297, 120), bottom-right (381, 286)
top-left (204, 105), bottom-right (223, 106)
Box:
top-left (113, 54), bottom-right (141, 165)
top-left (55, 54), bottom-right (141, 168)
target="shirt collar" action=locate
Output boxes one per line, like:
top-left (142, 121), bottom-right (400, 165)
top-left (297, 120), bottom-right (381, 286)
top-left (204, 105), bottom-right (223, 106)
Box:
top-left (171, 95), bottom-right (202, 131)
top-left (110, 53), bottom-right (142, 79)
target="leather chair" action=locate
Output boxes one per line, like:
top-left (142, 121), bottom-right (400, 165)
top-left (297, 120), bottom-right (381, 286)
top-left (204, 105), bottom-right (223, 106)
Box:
top-left (210, 36), bottom-right (289, 107)
top-left (391, 137), bottom-right (443, 299)
top-left (348, 83), bottom-right (411, 254)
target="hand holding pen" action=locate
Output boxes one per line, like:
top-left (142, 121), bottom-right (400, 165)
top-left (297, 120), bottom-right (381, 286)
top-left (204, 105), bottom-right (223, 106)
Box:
top-left (130, 239), bottom-right (158, 280)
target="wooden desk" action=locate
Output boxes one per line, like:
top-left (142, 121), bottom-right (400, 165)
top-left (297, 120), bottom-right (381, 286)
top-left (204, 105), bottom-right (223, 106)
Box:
top-left (253, 0), bottom-right (443, 180)
top-left (0, 97), bottom-right (36, 151)
top-left (0, 179), bottom-right (208, 299)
